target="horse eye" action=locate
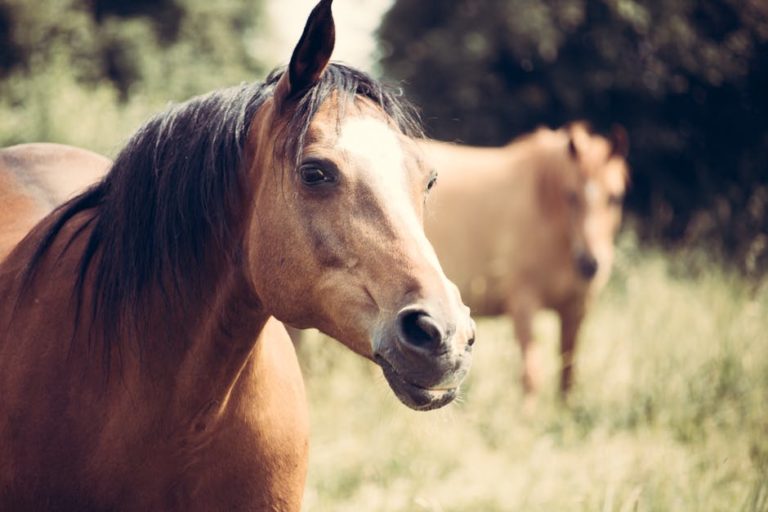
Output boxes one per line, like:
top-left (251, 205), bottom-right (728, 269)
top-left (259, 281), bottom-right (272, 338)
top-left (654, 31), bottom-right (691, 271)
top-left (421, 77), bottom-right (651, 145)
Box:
top-left (426, 172), bottom-right (438, 192)
top-left (608, 193), bottom-right (624, 206)
top-left (299, 165), bottom-right (334, 187)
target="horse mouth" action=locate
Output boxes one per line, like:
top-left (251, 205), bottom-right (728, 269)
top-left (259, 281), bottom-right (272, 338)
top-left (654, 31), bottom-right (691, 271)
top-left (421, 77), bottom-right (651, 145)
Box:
top-left (374, 354), bottom-right (458, 411)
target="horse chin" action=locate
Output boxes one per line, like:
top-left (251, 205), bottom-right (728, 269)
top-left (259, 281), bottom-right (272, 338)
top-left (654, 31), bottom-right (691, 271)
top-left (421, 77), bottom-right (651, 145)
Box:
top-left (375, 355), bottom-right (459, 411)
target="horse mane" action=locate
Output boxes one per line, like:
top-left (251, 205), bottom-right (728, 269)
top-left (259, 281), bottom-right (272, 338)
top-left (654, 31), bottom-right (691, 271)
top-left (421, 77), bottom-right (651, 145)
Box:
top-left (21, 63), bottom-right (423, 358)
top-left (278, 63), bottom-right (423, 162)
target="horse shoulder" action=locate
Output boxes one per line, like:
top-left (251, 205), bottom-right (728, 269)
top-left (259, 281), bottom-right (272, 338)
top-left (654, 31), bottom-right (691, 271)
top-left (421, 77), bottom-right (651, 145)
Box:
top-left (178, 318), bottom-right (308, 511)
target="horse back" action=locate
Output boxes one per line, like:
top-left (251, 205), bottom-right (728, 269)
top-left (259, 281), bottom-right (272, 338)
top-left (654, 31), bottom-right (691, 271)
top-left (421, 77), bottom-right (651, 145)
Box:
top-left (0, 143), bottom-right (111, 261)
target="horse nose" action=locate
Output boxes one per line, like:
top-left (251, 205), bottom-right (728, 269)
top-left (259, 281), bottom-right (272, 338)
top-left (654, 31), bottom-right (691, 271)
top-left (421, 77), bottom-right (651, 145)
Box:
top-left (396, 306), bottom-right (451, 353)
top-left (576, 253), bottom-right (599, 280)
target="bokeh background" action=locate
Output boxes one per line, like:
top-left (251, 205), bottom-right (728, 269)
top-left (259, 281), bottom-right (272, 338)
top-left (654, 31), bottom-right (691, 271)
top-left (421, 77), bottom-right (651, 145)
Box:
top-left (379, 0), bottom-right (768, 274)
top-left (1, 0), bottom-right (767, 510)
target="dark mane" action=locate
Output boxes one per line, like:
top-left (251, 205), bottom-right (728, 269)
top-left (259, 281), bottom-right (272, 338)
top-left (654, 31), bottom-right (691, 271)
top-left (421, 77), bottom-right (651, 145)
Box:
top-left (21, 63), bottom-right (423, 356)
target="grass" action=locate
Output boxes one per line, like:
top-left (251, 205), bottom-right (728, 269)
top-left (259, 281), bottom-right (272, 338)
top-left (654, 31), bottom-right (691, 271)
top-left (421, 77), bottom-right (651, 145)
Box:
top-left (296, 236), bottom-right (768, 511)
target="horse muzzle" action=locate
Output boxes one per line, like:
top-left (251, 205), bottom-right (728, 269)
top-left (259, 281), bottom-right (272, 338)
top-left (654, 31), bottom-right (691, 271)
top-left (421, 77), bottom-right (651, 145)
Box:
top-left (373, 304), bottom-right (475, 411)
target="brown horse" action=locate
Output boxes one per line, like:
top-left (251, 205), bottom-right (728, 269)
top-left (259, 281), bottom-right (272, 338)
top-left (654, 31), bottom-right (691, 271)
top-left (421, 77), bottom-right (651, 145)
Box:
top-left (0, 143), bottom-right (110, 260)
top-left (422, 122), bottom-right (628, 399)
top-left (0, 1), bottom-right (475, 510)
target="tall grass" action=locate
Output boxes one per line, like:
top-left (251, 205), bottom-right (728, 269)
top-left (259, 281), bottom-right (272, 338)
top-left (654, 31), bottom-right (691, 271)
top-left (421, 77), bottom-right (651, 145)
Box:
top-left (297, 236), bottom-right (768, 511)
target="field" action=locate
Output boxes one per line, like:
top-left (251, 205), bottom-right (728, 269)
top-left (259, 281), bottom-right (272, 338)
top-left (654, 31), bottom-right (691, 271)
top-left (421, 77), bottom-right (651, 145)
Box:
top-left (297, 236), bottom-right (768, 512)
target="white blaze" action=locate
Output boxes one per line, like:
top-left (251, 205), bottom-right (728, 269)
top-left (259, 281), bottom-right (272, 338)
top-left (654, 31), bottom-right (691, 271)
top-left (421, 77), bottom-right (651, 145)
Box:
top-left (335, 115), bottom-right (443, 271)
top-left (585, 180), bottom-right (600, 204)
top-left (336, 116), bottom-right (406, 190)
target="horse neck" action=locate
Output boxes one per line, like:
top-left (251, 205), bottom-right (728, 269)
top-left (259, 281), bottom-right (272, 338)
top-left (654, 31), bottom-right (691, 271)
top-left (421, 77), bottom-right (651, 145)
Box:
top-left (51, 207), bottom-right (271, 420)
top-left (131, 256), bottom-right (270, 421)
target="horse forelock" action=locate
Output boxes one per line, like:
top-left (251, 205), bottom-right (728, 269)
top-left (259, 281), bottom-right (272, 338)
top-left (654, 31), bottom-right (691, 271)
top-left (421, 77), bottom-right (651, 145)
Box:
top-left (20, 62), bottom-right (422, 361)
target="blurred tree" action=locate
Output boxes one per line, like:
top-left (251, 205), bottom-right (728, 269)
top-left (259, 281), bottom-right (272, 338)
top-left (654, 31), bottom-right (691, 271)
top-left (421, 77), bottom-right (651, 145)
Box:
top-left (379, 0), bottom-right (768, 272)
top-left (91, 0), bottom-right (183, 40)
top-left (0, 0), bottom-right (266, 99)
top-left (0, 0), bottom-right (268, 159)
top-left (0, 2), bottom-right (21, 72)
top-left (93, 0), bottom-right (267, 99)
top-left (0, 0), bottom-right (101, 79)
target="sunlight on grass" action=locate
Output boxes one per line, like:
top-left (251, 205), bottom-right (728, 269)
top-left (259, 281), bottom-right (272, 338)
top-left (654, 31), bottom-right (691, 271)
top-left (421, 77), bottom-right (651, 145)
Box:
top-left (298, 237), bottom-right (768, 511)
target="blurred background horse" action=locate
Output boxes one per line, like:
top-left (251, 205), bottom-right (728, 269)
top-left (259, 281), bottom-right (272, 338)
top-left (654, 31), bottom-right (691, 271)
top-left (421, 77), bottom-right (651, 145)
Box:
top-left (422, 122), bottom-right (629, 399)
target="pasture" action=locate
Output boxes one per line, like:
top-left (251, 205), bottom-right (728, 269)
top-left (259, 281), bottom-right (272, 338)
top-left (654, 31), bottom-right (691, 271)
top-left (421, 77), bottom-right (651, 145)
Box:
top-left (298, 235), bottom-right (768, 511)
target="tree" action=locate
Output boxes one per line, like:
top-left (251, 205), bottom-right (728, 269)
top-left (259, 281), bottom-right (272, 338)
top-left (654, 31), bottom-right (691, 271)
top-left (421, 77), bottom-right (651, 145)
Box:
top-left (379, 0), bottom-right (768, 272)
top-left (0, 0), bottom-right (266, 99)
top-left (0, 0), bottom-right (267, 151)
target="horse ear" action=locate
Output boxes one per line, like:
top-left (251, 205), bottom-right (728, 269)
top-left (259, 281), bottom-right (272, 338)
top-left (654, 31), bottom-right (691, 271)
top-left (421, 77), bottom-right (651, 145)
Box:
top-left (564, 122), bottom-right (584, 160)
top-left (610, 124), bottom-right (630, 158)
top-left (275, 0), bottom-right (335, 103)
top-left (567, 135), bottom-right (578, 159)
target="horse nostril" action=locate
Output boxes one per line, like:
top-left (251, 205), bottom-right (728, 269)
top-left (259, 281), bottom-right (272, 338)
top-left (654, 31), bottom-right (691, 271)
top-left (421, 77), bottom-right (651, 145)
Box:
top-left (577, 254), bottom-right (599, 280)
top-left (398, 310), bottom-right (443, 350)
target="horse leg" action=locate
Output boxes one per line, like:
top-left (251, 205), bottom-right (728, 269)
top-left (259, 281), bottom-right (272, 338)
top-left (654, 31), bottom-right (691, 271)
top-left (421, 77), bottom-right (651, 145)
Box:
top-left (558, 300), bottom-right (586, 398)
top-left (509, 295), bottom-right (540, 397)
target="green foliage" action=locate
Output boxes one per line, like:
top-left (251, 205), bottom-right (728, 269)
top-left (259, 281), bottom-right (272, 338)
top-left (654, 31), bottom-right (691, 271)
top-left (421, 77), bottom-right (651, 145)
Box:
top-left (378, 0), bottom-right (768, 273)
top-left (0, 58), bottom-right (152, 154)
top-left (0, 0), bottom-right (267, 153)
top-left (298, 242), bottom-right (768, 511)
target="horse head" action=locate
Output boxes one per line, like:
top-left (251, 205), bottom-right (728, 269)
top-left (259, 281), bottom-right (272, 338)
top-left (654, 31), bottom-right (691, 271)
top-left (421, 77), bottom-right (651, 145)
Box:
top-left (243, 0), bottom-right (475, 410)
top-left (561, 122), bottom-right (630, 288)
